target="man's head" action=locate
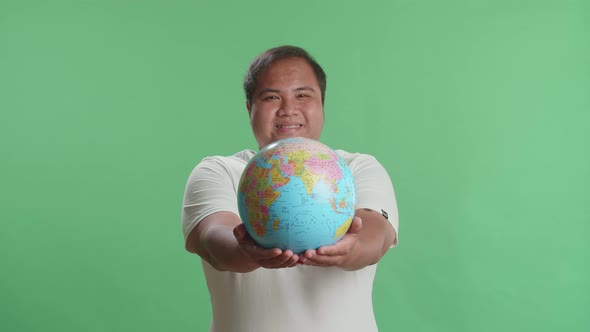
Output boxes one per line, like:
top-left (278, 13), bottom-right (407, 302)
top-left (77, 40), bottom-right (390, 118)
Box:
top-left (244, 46), bottom-right (327, 149)
top-left (243, 45), bottom-right (327, 107)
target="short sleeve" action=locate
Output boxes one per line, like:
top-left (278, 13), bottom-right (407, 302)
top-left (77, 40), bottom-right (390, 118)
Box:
top-left (181, 157), bottom-right (240, 241)
top-left (349, 155), bottom-right (399, 246)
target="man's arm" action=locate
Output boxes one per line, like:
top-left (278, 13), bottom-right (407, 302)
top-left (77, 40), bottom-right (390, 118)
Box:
top-left (300, 208), bottom-right (396, 270)
top-left (186, 211), bottom-right (301, 273)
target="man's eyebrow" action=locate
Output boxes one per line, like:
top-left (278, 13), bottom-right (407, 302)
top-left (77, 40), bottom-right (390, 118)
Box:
top-left (257, 88), bottom-right (280, 96)
top-left (294, 86), bottom-right (316, 92)
top-left (256, 86), bottom-right (316, 97)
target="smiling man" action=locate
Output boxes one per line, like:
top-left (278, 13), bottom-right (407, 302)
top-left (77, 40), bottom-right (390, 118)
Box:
top-left (182, 45), bottom-right (399, 332)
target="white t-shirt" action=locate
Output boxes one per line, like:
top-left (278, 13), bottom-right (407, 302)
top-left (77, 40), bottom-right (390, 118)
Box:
top-left (182, 149), bottom-right (399, 332)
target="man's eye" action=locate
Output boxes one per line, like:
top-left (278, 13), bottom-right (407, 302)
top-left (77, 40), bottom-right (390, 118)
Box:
top-left (297, 94), bottom-right (309, 98)
top-left (264, 96), bottom-right (279, 100)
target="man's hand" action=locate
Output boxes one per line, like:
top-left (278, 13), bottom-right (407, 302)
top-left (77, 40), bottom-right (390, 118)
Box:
top-left (299, 216), bottom-right (363, 268)
top-left (299, 208), bottom-right (396, 271)
top-left (187, 211), bottom-right (299, 273)
top-left (233, 224), bottom-right (300, 269)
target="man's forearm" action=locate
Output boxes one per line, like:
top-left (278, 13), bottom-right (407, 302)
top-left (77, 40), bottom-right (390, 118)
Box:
top-left (340, 232), bottom-right (389, 271)
top-left (340, 210), bottom-right (396, 271)
top-left (200, 224), bottom-right (260, 273)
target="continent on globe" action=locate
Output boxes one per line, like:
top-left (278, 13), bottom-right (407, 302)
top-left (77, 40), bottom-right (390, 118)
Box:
top-left (237, 137), bottom-right (357, 254)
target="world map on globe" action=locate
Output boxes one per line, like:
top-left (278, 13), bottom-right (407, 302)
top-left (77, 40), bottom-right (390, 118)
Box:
top-left (237, 137), bottom-right (357, 254)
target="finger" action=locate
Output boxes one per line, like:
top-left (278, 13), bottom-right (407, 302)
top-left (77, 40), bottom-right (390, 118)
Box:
top-left (279, 253), bottom-right (300, 268)
top-left (234, 225), bottom-right (282, 259)
top-left (245, 244), bottom-right (283, 260)
top-left (259, 250), bottom-right (297, 268)
top-left (300, 256), bottom-right (330, 267)
top-left (233, 224), bottom-right (249, 242)
top-left (303, 249), bottom-right (317, 259)
top-left (301, 250), bottom-right (340, 266)
top-left (316, 236), bottom-right (356, 256)
top-left (347, 216), bottom-right (363, 234)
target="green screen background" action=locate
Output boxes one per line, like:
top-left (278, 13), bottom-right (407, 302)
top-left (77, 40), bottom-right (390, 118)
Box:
top-left (1, 0), bottom-right (588, 331)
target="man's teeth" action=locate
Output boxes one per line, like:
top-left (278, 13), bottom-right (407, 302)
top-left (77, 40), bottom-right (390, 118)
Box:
top-left (277, 124), bottom-right (302, 128)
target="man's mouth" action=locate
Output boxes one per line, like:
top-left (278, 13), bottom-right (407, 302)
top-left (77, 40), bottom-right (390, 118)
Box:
top-left (276, 124), bottom-right (303, 129)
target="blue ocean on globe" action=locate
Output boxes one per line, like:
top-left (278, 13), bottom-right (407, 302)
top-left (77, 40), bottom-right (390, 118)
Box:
top-left (237, 137), bottom-right (356, 254)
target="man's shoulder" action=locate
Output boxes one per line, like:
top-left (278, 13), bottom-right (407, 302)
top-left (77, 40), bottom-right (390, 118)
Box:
top-left (189, 150), bottom-right (256, 179)
top-left (335, 149), bottom-right (377, 164)
top-left (200, 149), bottom-right (256, 166)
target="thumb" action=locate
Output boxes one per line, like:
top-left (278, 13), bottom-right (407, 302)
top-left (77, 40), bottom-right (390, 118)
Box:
top-left (233, 223), bottom-right (246, 240)
top-left (347, 216), bottom-right (362, 234)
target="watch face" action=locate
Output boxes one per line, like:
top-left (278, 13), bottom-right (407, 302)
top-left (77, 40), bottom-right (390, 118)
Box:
top-left (381, 209), bottom-right (389, 220)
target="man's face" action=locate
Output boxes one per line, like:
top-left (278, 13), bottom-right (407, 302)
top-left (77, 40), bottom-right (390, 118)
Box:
top-left (247, 57), bottom-right (324, 149)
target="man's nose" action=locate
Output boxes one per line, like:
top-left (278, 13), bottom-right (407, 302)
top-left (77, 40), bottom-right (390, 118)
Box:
top-left (276, 98), bottom-right (298, 116)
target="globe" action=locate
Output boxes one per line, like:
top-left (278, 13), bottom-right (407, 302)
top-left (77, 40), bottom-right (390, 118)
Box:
top-left (237, 137), bottom-right (357, 254)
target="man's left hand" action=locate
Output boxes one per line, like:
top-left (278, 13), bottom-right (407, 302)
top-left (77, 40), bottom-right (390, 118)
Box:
top-left (299, 216), bottom-right (363, 267)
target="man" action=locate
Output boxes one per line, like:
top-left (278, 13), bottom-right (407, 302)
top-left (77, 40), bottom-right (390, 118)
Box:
top-left (182, 46), bottom-right (399, 332)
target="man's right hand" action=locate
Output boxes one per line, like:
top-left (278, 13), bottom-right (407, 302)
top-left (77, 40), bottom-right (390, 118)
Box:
top-left (186, 211), bottom-right (301, 272)
top-left (233, 223), bottom-right (300, 269)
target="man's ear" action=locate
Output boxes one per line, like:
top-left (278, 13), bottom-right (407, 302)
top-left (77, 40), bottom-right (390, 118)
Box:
top-left (246, 101), bottom-right (251, 115)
